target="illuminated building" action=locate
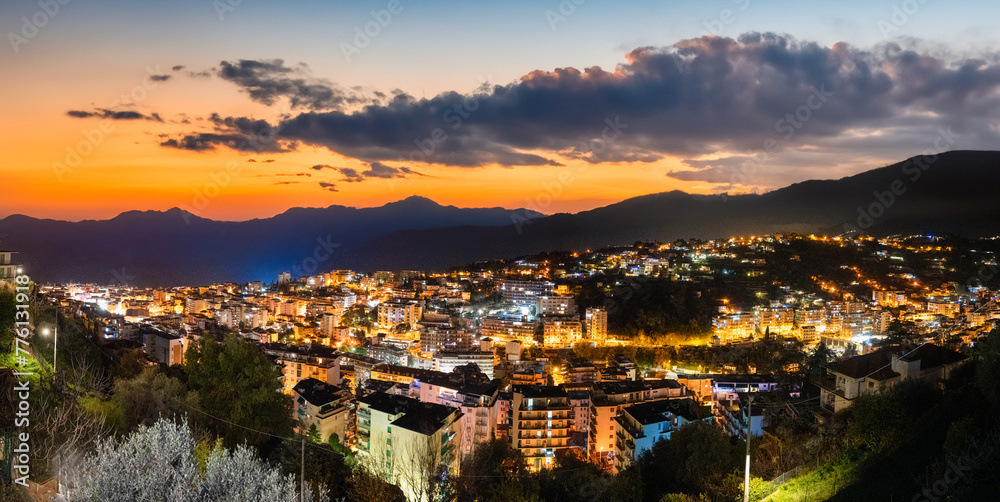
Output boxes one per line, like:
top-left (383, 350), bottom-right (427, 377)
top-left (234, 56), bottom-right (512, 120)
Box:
top-left (497, 278), bottom-right (555, 306)
top-left (614, 398), bottom-right (709, 472)
top-left (541, 319), bottom-right (583, 348)
top-left (712, 312), bottom-right (756, 341)
top-left (0, 250), bottom-right (22, 281)
top-left (589, 380), bottom-right (686, 467)
top-left (292, 378), bottom-right (350, 444)
top-left (512, 386), bottom-right (572, 471)
top-left (356, 393), bottom-right (462, 501)
top-left (377, 299), bottom-right (423, 329)
top-left (585, 307), bottom-right (608, 343)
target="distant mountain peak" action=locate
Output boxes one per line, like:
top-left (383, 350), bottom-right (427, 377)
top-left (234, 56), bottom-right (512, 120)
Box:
top-left (387, 195), bottom-right (441, 208)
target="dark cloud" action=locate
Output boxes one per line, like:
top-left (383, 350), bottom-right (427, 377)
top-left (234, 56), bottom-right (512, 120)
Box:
top-left (362, 161), bottom-right (423, 179)
top-left (317, 162), bottom-right (422, 183)
top-left (217, 59), bottom-right (365, 110)
top-left (281, 34), bottom-right (1000, 167)
top-left (150, 74), bottom-right (171, 82)
top-left (337, 167), bottom-right (365, 183)
top-left (159, 113), bottom-right (294, 153)
top-left (272, 181), bottom-right (302, 185)
top-left (318, 182), bottom-right (339, 192)
top-left (171, 65), bottom-right (185, 71)
top-left (162, 35), bottom-right (1000, 180)
top-left (67, 109), bottom-right (164, 122)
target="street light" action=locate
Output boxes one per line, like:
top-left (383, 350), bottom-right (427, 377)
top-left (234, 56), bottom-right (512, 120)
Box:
top-left (41, 325), bottom-right (57, 374)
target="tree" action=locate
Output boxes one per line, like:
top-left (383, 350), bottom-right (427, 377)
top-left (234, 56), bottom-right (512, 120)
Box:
top-left (307, 424), bottom-right (322, 444)
top-left (269, 435), bottom-right (351, 502)
top-left (454, 440), bottom-right (533, 502)
top-left (637, 421), bottom-right (741, 500)
top-left (183, 336), bottom-right (294, 450)
top-left (66, 419), bottom-right (324, 502)
top-left (108, 367), bottom-right (199, 433)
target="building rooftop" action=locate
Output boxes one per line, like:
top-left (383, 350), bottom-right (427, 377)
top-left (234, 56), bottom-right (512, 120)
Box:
top-left (292, 378), bottom-right (343, 406)
top-left (422, 371), bottom-right (499, 397)
top-left (390, 401), bottom-right (459, 435)
top-left (593, 380), bottom-right (649, 395)
top-left (514, 385), bottom-right (568, 399)
top-left (623, 397), bottom-right (705, 425)
top-left (358, 392), bottom-right (458, 435)
top-left (829, 344), bottom-right (966, 381)
top-left (359, 392), bottom-right (414, 415)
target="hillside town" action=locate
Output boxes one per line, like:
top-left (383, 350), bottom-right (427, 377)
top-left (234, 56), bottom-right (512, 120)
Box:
top-left (5, 232), bottom-right (995, 499)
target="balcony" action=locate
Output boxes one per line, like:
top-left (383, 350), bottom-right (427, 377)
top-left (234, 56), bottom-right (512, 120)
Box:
top-left (518, 410), bottom-right (570, 420)
top-left (517, 429), bottom-right (570, 439)
top-left (518, 438), bottom-right (567, 449)
top-left (518, 403), bottom-right (571, 412)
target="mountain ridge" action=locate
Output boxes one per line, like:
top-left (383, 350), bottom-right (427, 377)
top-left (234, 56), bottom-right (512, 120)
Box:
top-left (3, 150), bottom-right (999, 286)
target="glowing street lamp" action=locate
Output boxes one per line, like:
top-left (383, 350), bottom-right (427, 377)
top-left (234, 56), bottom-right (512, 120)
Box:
top-left (41, 324), bottom-right (57, 374)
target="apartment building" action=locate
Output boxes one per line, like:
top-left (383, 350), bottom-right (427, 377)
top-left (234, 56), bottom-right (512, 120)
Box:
top-left (356, 393), bottom-right (462, 502)
top-left (411, 372), bottom-right (500, 459)
top-left (712, 312), bottom-right (756, 341)
top-left (585, 307), bottom-right (608, 342)
top-left (536, 295), bottom-right (577, 316)
top-left (292, 378), bottom-right (350, 444)
top-left (377, 299), bottom-right (424, 330)
top-left (481, 315), bottom-right (537, 345)
top-left (564, 358), bottom-right (599, 384)
top-left (0, 251), bottom-right (22, 281)
top-left (511, 386), bottom-right (573, 471)
top-left (614, 398), bottom-right (709, 471)
top-left (756, 306), bottom-right (794, 335)
top-left (420, 325), bottom-right (476, 355)
top-left (497, 279), bottom-right (555, 306)
top-left (541, 319), bottom-right (583, 348)
top-left (433, 351), bottom-right (495, 379)
top-left (263, 343), bottom-right (342, 395)
top-left (588, 380), bottom-right (686, 466)
top-left (143, 330), bottom-right (186, 366)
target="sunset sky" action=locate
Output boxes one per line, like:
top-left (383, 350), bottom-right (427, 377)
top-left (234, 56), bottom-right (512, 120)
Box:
top-left (2, 0), bottom-right (1000, 221)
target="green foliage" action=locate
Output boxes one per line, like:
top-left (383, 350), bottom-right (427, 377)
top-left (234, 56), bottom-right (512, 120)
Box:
top-left (67, 419), bottom-right (319, 502)
top-left (536, 449), bottom-right (609, 501)
top-left (767, 454), bottom-right (855, 502)
top-left (269, 436), bottom-right (351, 502)
top-left (0, 287), bottom-right (16, 346)
top-left (638, 420), bottom-right (742, 500)
top-left (326, 433), bottom-right (355, 464)
top-left (307, 424), bottom-right (321, 443)
top-left (455, 439), bottom-right (532, 502)
top-left (845, 378), bottom-right (941, 452)
top-left (111, 367), bottom-right (198, 433)
top-left (183, 336), bottom-right (294, 449)
top-left (974, 328), bottom-right (1000, 409)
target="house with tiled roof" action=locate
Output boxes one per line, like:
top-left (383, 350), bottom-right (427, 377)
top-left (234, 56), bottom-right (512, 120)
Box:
top-left (819, 344), bottom-right (966, 413)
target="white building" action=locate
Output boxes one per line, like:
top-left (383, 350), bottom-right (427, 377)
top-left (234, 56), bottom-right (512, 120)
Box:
top-left (292, 378), bottom-right (350, 444)
top-left (536, 295), bottom-right (577, 316)
top-left (356, 393), bottom-right (462, 502)
top-left (377, 300), bottom-right (424, 330)
top-left (433, 351), bottom-right (494, 379)
top-left (585, 307), bottom-right (608, 342)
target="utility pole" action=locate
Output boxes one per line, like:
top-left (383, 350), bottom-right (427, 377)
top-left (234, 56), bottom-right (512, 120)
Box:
top-left (744, 394), bottom-right (752, 502)
top-left (301, 437), bottom-right (305, 502)
top-left (53, 306), bottom-right (58, 376)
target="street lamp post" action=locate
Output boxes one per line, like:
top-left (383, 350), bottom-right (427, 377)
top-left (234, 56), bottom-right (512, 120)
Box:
top-left (42, 322), bottom-right (57, 374)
